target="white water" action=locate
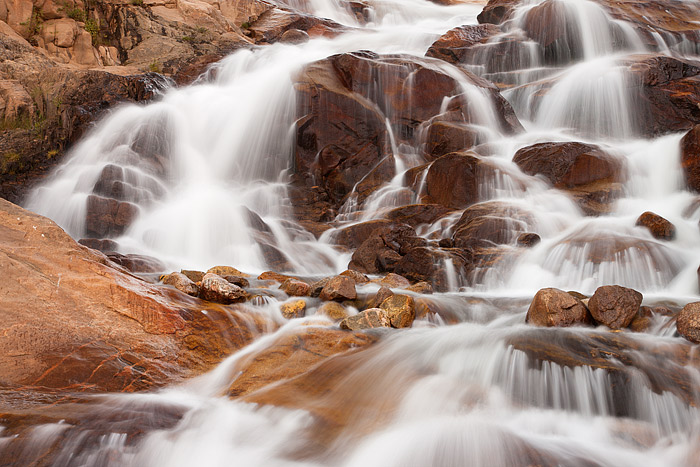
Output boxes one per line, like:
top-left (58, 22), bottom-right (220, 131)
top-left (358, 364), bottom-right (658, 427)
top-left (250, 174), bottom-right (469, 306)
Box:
top-left (12, 0), bottom-right (700, 464)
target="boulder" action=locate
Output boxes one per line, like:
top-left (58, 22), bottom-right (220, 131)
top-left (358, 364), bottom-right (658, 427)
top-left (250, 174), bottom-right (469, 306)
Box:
top-left (681, 124), bottom-right (700, 193)
top-left (677, 302), bottom-right (700, 343)
top-left (181, 269), bottom-right (205, 283)
top-left (85, 195), bottom-right (140, 238)
top-left (426, 24), bottom-right (502, 64)
top-left (199, 273), bottom-right (247, 304)
top-left (377, 273), bottom-right (411, 289)
top-left (424, 120), bottom-right (479, 159)
top-left (279, 28), bottom-right (310, 44)
top-left (349, 224), bottom-right (426, 274)
top-left (367, 286), bottom-right (395, 309)
top-left (281, 299), bottom-right (307, 319)
top-left (247, 7), bottom-right (344, 44)
top-left (526, 288), bottom-right (592, 327)
top-left (423, 151), bottom-right (499, 209)
top-left (379, 294), bottom-right (416, 328)
top-left (161, 272), bottom-right (199, 297)
top-left (333, 219), bottom-right (396, 249)
top-left (280, 278), bottom-right (312, 297)
top-left (385, 204), bottom-right (455, 229)
top-left (221, 275), bottom-right (250, 288)
top-left (106, 252), bottom-right (165, 274)
top-left (517, 232), bottom-right (541, 247)
top-left (406, 281), bottom-right (434, 294)
top-left (588, 285), bottom-right (643, 329)
top-left (477, 0), bottom-right (520, 24)
top-left (316, 302), bottom-right (349, 321)
top-left (208, 266), bottom-right (250, 277)
top-left (319, 276), bottom-right (357, 301)
top-left (635, 211), bottom-right (676, 240)
top-left (451, 201), bottom-right (533, 249)
top-left (339, 269), bottom-right (369, 284)
top-left (340, 308), bottom-right (391, 331)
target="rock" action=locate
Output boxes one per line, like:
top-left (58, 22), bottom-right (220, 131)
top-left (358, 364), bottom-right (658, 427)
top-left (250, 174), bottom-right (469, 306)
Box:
top-left (107, 252), bottom-right (165, 274)
top-left (247, 7), bottom-right (344, 44)
top-left (424, 120), bottom-right (479, 158)
top-left (319, 276), bottom-right (357, 301)
top-left (385, 204), bottom-right (455, 229)
top-left (181, 269), bottom-right (205, 283)
top-left (393, 246), bottom-right (469, 292)
top-left (677, 302), bottom-right (700, 343)
top-left (380, 294), bottom-right (416, 328)
top-left (424, 151), bottom-right (499, 209)
top-left (161, 272), bottom-right (199, 296)
top-left (588, 285), bottom-right (643, 329)
top-left (340, 308), bottom-right (391, 331)
top-left (426, 24), bottom-right (502, 64)
top-left (635, 211), bottom-right (676, 240)
top-left (477, 0), bottom-right (519, 24)
top-left (526, 288), bottom-right (592, 327)
top-left (280, 278), bottom-right (312, 297)
top-left (517, 232), bottom-right (541, 247)
top-left (208, 266), bottom-right (250, 277)
top-left (221, 275), bottom-right (250, 288)
top-left (367, 286), bottom-right (395, 309)
top-left (681, 124), bottom-right (700, 193)
top-left (377, 273), bottom-right (411, 289)
top-left (78, 238), bottom-right (120, 252)
top-left (0, 198), bottom-right (267, 391)
top-left (85, 195), bottom-right (140, 238)
top-left (406, 281), bottom-right (434, 294)
top-left (316, 302), bottom-right (349, 321)
top-left (339, 269), bottom-right (369, 284)
top-left (451, 201), bottom-right (533, 250)
top-left (258, 271), bottom-right (300, 283)
top-left (279, 28), bottom-right (310, 44)
top-left (199, 273), bottom-right (247, 304)
top-left (349, 224), bottom-right (426, 274)
top-left (281, 299), bottom-right (307, 319)
top-left (333, 219), bottom-right (396, 249)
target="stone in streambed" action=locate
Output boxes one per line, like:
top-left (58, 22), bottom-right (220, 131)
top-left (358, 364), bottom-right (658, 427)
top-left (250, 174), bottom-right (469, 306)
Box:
top-left (526, 288), bottom-right (592, 327)
top-left (517, 232), bottom-right (541, 247)
top-left (340, 308), bottom-right (391, 331)
top-left (316, 302), bottom-right (349, 321)
top-left (588, 285), bottom-right (643, 330)
top-left (367, 286), bottom-right (395, 309)
top-left (280, 278), bottom-right (311, 297)
top-left (379, 294), bottom-right (416, 328)
top-left (199, 273), bottom-right (247, 304)
top-left (281, 300), bottom-right (307, 319)
top-left (406, 281), bottom-right (434, 294)
top-left (320, 276), bottom-right (357, 301)
top-left (635, 211), bottom-right (676, 240)
top-left (208, 266), bottom-right (250, 278)
top-left (222, 275), bottom-right (250, 288)
top-left (161, 272), bottom-right (199, 297)
top-left (340, 269), bottom-right (370, 284)
top-left (376, 273), bottom-right (411, 288)
top-left (677, 302), bottom-right (700, 343)
top-left (181, 269), bottom-right (206, 283)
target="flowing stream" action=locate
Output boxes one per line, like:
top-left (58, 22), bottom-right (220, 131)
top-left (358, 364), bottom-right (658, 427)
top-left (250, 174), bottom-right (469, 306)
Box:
top-left (11, 0), bottom-right (700, 465)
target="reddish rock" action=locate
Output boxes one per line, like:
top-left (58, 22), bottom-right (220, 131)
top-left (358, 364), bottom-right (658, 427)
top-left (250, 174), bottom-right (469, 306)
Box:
top-left (681, 125), bottom-right (700, 193)
top-left (635, 211), bottom-right (676, 240)
top-left (349, 224), bottom-right (426, 274)
top-left (106, 253), bottom-right (166, 274)
top-left (677, 302), bottom-right (700, 343)
top-left (424, 120), bottom-right (479, 159)
top-left (333, 219), bottom-right (396, 249)
top-left (161, 272), bottom-right (199, 297)
top-left (588, 285), bottom-right (643, 329)
top-left (367, 286), bottom-right (395, 309)
top-left (385, 204), bottom-right (455, 229)
top-left (339, 269), bottom-right (369, 284)
top-left (393, 247), bottom-right (468, 291)
top-left (340, 308), bottom-right (391, 331)
top-left (517, 232), bottom-right (541, 247)
top-left (222, 275), bottom-right (250, 288)
top-left (452, 201), bottom-right (532, 250)
top-left (426, 24), bottom-right (502, 64)
top-left (199, 273), bottom-right (247, 304)
top-left (85, 195), bottom-right (139, 238)
top-left (319, 276), bottom-right (357, 301)
top-left (310, 277), bottom-right (331, 297)
top-left (248, 7), bottom-right (345, 44)
top-left (477, 0), bottom-right (520, 24)
top-left (424, 151), bottom-right (499, 209)
top-left (181, 269), bottom-right (206, 283)
top-left (526, 288), bottom-right (592, 327)
top-left (406, 281), bottom-right (434, 294)
top-left (380, 294), bottom-right (416, 328)
top-left (280, 279), bottom-right (312, 297)
top-left (279, 28), bottom-right (310, 44)
top-left (281, 300), bottom-right (307, 319)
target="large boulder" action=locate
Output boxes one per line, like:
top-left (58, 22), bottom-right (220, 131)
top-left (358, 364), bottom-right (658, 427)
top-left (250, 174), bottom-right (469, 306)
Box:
top-left (0, 198), bottom-right (267, 392)
top-left (451, 201), bottom-right (533, 250)
top-left (635, 211), bottom-right (676, 240)
top-left (199, 273), bottom-right (248, 304)
top-left (426, 24), bottom-right (502, 64)
top-left (588, 285), bottom-right (643, 329)
top-left (526, 288), bottom-right (592, 327)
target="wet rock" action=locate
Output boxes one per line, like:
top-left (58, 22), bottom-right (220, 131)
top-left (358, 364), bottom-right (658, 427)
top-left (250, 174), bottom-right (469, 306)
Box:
top-left (526, 288), bottom-right (592, 327)
top-left (161, 272), bottom-right (199, 297)
top-left (385, 204), bottom-right (455, 229)
top-left (424, 121), bottom-right (479, 158)
top-left (280, 278), bottom-right (312, 297)
top-left (452, 201), bottom-right (533, 250)
top-left (248, 7), bottom-right (344, 44)
top-left (380, 294), bottom-right (416, 328)
top-left (259, 242), bottom-right (293, 272)
top-left (681, 124), bottom-right (700, 193)
top-left (349, 224), bottom-right (426, 274)
top-left (677, 302), bottom-right (700, 343)
top-left (426, 24), bottom-right (502, 64)
top-left (477, 0), bottom-right (519, 24)
top-left (424, 151), bottom-right (500, 209)
top-left (629, 306), bottom-right (654, 333)
top-left (199, 273), bottom-right (247, 304)
top-left (107, 253), bottom-right (166, 274)
top-left (340, 269), bottom-right (370, 284)
top-left (180, 270), bottom-right (205, 283)
top-left (635, 211), bottom-right (676, 240)
top-left (207, 266), bottom-right (250, 278)
top-left (222, 275), bottom-right (251, 289)
top-left (78, 238), bottom-right (120, 253)
top-left (333, 219), bottom-right (396, 249)
top-left (517, 232), bottom-right (541, 247)
top-left (279, 28), bottom-right (310, 44)
top-left (367, 286), bottom-right (395, 309)
top-left (319, 276), bottom-right (357, 301)
top-left (85, 195), bottom-right (140, 238)
top-left (588, 285), bottom-right (643, 329)
top-left (316, 302), bottom-right (349, 321)
top-left (258, 271), bottom-right (300, 283)
top-left (281, 300), bottom-right (307, 319)
top-left (340, 308), bottom-right (391, 331)
top-left (406, 281), bottom-right (434, 294)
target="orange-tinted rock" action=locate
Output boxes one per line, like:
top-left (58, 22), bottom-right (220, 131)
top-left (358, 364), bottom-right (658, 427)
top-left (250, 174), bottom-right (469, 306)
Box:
top-left (526, 288), bottom-right (592, 327)
top-left (588, 285), bottom-right (643, 329)
top-left (333, 219), bottom-right (396, 249)
top-left (279, 28), bottom-right (310, 44)
top-left (677, 302), bottom-right (700, 343)
top-left (221, 275), bottom-right (250, 288)
top-left (340, 308), bottom-right (391, 330)
top-left (319, 276), bottom-right (357, 301)
top-left (181, 269), bottom-right (206, 283)
top-left (208, 266), bottom-right (251, 277)
top-left (367, 286), bottom-right (395, 309)
top-left (379, 294), bottom-right (416, 328)
top-left (280, 278), bottom-right (312, 297)
top-left (316, 302), bottom-right (349, 321)
top-left (161, 272), bottom-right (199, 297)
top-left (349, 224), bottom-right (427, 275)
top-left (106, 252), bottom-right (166, 274)
top-left (377, 273), bottom-right (411, 288)
top-left (199, 273), bottom-right (247, 304)
top-left (635, 211), bottom-right (676, 240)
top-left (281, 300), bottom-right (307, 319)
top-left (406, 281), bottom-right (434, 294)
top-left (477, 0), bottom-right (520, 24)
top-left (424, 120), bottom-right (479, 158)
top-left (424, 151), bottom-right (499, 209)
top-left (340, 269), bottom-right (369, 284)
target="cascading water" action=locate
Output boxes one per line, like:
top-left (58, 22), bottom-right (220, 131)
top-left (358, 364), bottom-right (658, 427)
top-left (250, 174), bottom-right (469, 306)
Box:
top-left (9, 0), bottom-right (700, 465)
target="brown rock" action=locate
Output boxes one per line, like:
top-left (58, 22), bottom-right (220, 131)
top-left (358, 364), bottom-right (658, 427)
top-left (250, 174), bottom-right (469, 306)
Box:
top-left (677, 302), bottom-right (700, 343)
top-left (333, 219), bottom-right (395, 249)
top-left (681, 125), bottom-right (700, 193)
top-left (517, 232), bottom-right (541, 247)
top-left (349, 224), bottom-right (426, 275)
top-left (424, 121), bottom-right (479, 159)
top-left (426, 24), bottom-right (502, 64)
top-left (258, 271), bottom-right (300, 283)
top-left (279, 28), bottom-right (310, 44)
top-left (340, 269), bottom-right (369, 284)
top-left (161, 272), bottom-right (199, 297)
top-left (452, 201), bottom-right (533, 249)
top-left (208, 266), bottom-right (250, 277)
top-left (340, 308), bottom-right (391, 331)
top-left (385, 204), bottom-right (455, 229)
top-left (377, 273), bottom-right (411, 288)
top-left (477, 0), bottom-right (519, 24)
top-left (106, 253), bottom-right (165, 274)
top-left (319, 276), bottom-right (357, 301)
top-left (588, 285), bottom-right (643, 329)
top-left (85, 195), bottom-right (140, 238)
top-left (199, 273), bottom-right (247, 304)
top-left (424, 151), bottom-right (499, 209)
top-left (221, 275), bottom-right (250, 288)
top-left (317, 301), bottom-right (349, 321)
top-left (281, 299), bottom-right (307, 319)
top-left (526, 288), bottom-right (592, 327)
top-left (309, 277), bottom-right (331, 297)
top-left (367, 286), bottom-right (395, 309)
top-left (181, 269), bottom-right (205, 283)
top-left (635, 211), bottom-right (676, 240)
top-left (380, 294), bottom-right (416, 328)
top-left (406, 281), bottom-right (434, 294)
top-left (279, 278), bottom-right (312, 297)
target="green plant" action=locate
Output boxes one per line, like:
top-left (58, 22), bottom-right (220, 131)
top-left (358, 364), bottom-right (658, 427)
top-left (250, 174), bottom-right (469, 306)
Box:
top-left (196, 26), bottom-right (207, 34)
top-left (240, 21), bottom-right (250, 29)
top-left (85, 18), bottom-right (99, 46)
top-left (181, 35), bottom-right (194, 43)
top-left (1, 152), bottom-right (22, 175)
top-left (20, 9), bottom-right (43, 36)
top-left (46, 149), bottom-right (59, 160)
top-left (148, 59), bottom-right (161, 73)
top-left (66, 6), bottom-right (86, 22)
top-left (131, 0), bottom-right (144, 6)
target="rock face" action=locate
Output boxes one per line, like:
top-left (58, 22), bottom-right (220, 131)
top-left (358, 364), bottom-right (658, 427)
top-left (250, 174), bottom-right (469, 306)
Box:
top-left (677, 302), bottom-right (700, 343)
top-left (588, 285), bottom-right (643, 329)
top-left (0, 198), bottom-right (267, 391)
top-left (526, 288), bottom-right (592, 327)
top-left (635, 211), bottom-right (676, 240)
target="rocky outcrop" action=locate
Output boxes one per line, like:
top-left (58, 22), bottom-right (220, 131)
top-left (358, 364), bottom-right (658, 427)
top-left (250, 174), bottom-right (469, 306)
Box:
top-left (0, 198), bottom-right (268, 391)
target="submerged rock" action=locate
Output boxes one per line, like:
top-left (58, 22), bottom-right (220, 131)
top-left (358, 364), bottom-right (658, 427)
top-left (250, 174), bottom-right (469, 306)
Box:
top-left (316, 302), bottom-right (349, 321)
top-left (281, 300), bottom-right (307, 319)
top-left (526, 288), bottom-right (592, 327)
top-left (588, 285), bottom-right (643, 329)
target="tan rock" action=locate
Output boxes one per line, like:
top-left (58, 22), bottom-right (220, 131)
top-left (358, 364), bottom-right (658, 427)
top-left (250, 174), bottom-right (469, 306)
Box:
top-left (380, 294), bottom-right (416, 328)
top-left (71, 29), bottom-right (101, 66)
top-left (367, 286), bottom-right (394, 309)
top-left (281, 299), bottom-right (307, 319)
top-left (376, 273), bottom-right (411, 288)
top-left (42, 18), bottom-right (79, 48)
top-left (677, 302), bottom-right (700, 343)
top-left (316, 302), bottom-right (349, 321)
top-left (340, 308), bottom-right (391, 331)
top-left (3, 0), bottom-right (32, 38)
top-left (199, 273), bottom-right (247, 304)
top-left (208, 265), bottom-right (250, 277)
top-left (161, 272), bottom-right (199, 296)
top-left (0, 79), bottom-right (34, 123)
top-left (406, 281), bottom-right (434, 294)
top-left (340, 269), bottom-right (369, 284)
top-left (280, 278), bottom-right (311, 297)
top-left (319, 276), bottom-right (357, 301)
top-left (181, 269), bottom-right (205, 283)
